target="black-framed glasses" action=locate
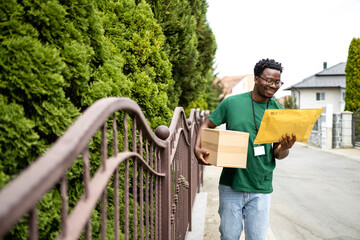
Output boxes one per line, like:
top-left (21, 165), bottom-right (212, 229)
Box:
top-left (258, 76), bottom-right (284, 87)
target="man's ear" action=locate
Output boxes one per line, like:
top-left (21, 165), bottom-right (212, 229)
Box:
top-left (254, 75), bottom-right (259, 85)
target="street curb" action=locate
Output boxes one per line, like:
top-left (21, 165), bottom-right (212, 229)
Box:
top-left (186, 192), bottom-right (208, 240)
top-left (296, 142), bottom-right (360, 162)
top-left (267, 226), bottom-right (277, 240)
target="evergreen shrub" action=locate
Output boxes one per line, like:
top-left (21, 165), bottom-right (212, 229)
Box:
top-left (0, 0), bottom-right (217, 238)
top-left (345, 38), bottom-right (360, 112)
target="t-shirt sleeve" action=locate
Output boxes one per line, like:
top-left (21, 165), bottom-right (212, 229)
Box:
top-left (272, 99), bottom-right (284, 109)
top-left (208, 98), bottom-right (228, 126)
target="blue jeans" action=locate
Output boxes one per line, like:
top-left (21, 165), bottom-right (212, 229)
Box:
top-left (218, 184), bottom-right (271, 240)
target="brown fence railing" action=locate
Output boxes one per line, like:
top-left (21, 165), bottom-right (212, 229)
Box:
top-left (0, 97), bottom-right (208, 240)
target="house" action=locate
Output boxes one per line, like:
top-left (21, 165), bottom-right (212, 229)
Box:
top-left (215, 74), bottom-right (254, 99)
top-left (285, 62), bottom-right (346, 113)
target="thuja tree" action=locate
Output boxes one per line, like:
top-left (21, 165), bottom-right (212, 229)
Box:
top-left (98, 0), bottom-right (173, 128)
top-left (182, 0), bottom-right (216, 107)
top-left (0, 0), bottom-right (84, 238)
top-left (345, 37), bottom-right (360, 112)
top-left (146, 0), bottom-right (217, 109)
top-left (0, 0), bottom-right (81, 185)
top-left (0, 0), bottom-right (172, 238)
top-left (185, 68), bottom-right (222, 116)
top-left (0, 0), bottom-right (173, 187)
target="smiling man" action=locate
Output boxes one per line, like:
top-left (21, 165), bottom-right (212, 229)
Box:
top-left (194, 59), bottom-right (296, 240)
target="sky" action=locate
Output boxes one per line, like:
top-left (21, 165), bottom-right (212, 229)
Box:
top-left (206, 0), bottom-right (360, 97)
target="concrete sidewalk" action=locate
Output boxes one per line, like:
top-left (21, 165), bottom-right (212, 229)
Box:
top-left (186, 143), bottom-right (360, 240)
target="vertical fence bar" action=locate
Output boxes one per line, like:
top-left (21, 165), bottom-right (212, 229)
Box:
top-left (83, 147), bottom-right (91, 240)
top-left (132, 117), bottom-right (138, 240)
top-left (124, 114), bottom-right (129, 240)
top-left (83, 148), bottom-right (91, 199)
top-left (171, 157), bottom-right (175, 239)
top-left (150, 143), bottom-right (154, 240)
top-left (114, 169), bottom-right (119, 240)
top-left (60, 175), bottom-right (68, 238)
top-left (155, 147), bottom-right (160, 240)
top-left (101, 124), bottom-right (107, 240)
top-left (85, 216), bottom-right (91, 240)
top-left (139, 129), bottom-right (144, 239)
top-left (102, 123), bottom-right (107, 170)
top-left (113, 113), bottom-right (119, 240)
top-left (28, 207), bottom-right (38, 240)
top-left (188, 124), bottom-right (193, 232)
top-left (145, 139), bottom-right (150, 240)
top-left (101, 190), bottom-right (107, 240)
top-left (160, 141), bottom-right (171, 240)
top-left (113, 116), bottom-right (119, 237)
top-left (113, 113), bottom-right (118, 157)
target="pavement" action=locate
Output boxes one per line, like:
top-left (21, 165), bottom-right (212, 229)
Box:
top-left (186, 143), bottom-right (360, 240)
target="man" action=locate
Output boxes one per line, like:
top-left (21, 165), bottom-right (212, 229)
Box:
top-left (194, 58), bottom-right (296, 240)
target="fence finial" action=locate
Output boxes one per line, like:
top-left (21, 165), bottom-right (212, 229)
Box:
top-left (155, 125), bottom-right (170, 140)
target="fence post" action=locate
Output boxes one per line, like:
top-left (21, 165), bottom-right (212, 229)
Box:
top-left (322, 104), bottom-right (333, 150)
top-left (187, 119), bottom-right (193, 232)
top-left (341, 111), bottom-right (353, 148)
top-left (156, 126), bottom-right (171, 240)
top-left (160, 141), bottom-right (171, 240)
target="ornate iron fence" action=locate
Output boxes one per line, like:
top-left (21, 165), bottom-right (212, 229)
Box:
top-left (0, 97), bottom-right (208, 240)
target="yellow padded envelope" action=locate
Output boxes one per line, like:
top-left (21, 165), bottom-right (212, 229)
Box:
top-left (254, 108), bottom-right (323, 144)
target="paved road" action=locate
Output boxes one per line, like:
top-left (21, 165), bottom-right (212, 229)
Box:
top-left (188, 143), bottom-right (360, 240)
top-left (270, 144), bottom-right (360, 240)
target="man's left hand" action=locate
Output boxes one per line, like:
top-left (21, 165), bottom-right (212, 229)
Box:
top-left (274, 133), bottom-right (296, 159)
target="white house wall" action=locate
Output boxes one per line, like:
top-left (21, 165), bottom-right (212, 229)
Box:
top-left (229, 74), bottom-right (254, 97)
top-left (231, 79), bottom-right (247, 96)
top-left (293, 88), bottom-right (344, 113)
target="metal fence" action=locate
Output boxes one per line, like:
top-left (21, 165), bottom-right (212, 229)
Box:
top-left (353, 109), bottom-right (360, 147)
top-left (0, 97), bottom-right (208, 240)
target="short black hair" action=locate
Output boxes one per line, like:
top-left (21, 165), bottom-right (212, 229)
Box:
top-left (254, 58), bottom-right (283, 76)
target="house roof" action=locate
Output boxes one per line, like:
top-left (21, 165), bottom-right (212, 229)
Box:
top-left (315, 62), bottom-right (346, 76)
top-left (285, 62), bottom-right (346, 90)
top-left (215, 74), bottom-right (253, 98)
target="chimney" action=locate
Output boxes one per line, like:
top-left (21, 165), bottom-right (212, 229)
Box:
top-left (323, 62), bottom-right (327, 69)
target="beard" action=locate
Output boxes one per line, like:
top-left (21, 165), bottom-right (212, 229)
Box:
top-left (258, 86), bottom-right (277, 99)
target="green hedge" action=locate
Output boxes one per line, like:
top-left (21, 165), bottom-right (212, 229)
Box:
top-left (0, 0), bottom-right (217, 238)
top-left (345, 38), bottom-right (360, 112)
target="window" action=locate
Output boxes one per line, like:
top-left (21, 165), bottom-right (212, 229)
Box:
top-left (316, 92), bottom-right (325, 101)
top-left (342, 92), bottom-right (345, 101)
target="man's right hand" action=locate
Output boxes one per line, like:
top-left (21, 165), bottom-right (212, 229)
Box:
top-left (194, 118), bottom-right (217, 166)
top-left (194, 146), bottom-right (211, 165)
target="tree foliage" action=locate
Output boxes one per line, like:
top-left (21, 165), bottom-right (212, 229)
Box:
top-left (0, 0), bottom-right (218, 239)
top-left (95, 0), bottom-right (173, 128)
top-left (283, 95), bottom-right (298, 109)
top-left (185, 68), bottom-right (222, 115)
top-left (345, 37), bottom-right (360, 112)
top-left (146, 0), bottom-right (217, 109)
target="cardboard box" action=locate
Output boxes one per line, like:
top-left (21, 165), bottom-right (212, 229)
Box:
top-left (201, 128), bottom-right (249, 168)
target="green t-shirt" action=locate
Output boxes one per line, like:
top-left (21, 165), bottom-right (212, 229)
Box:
top-left (208, 91), bottom-right (283, 193)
